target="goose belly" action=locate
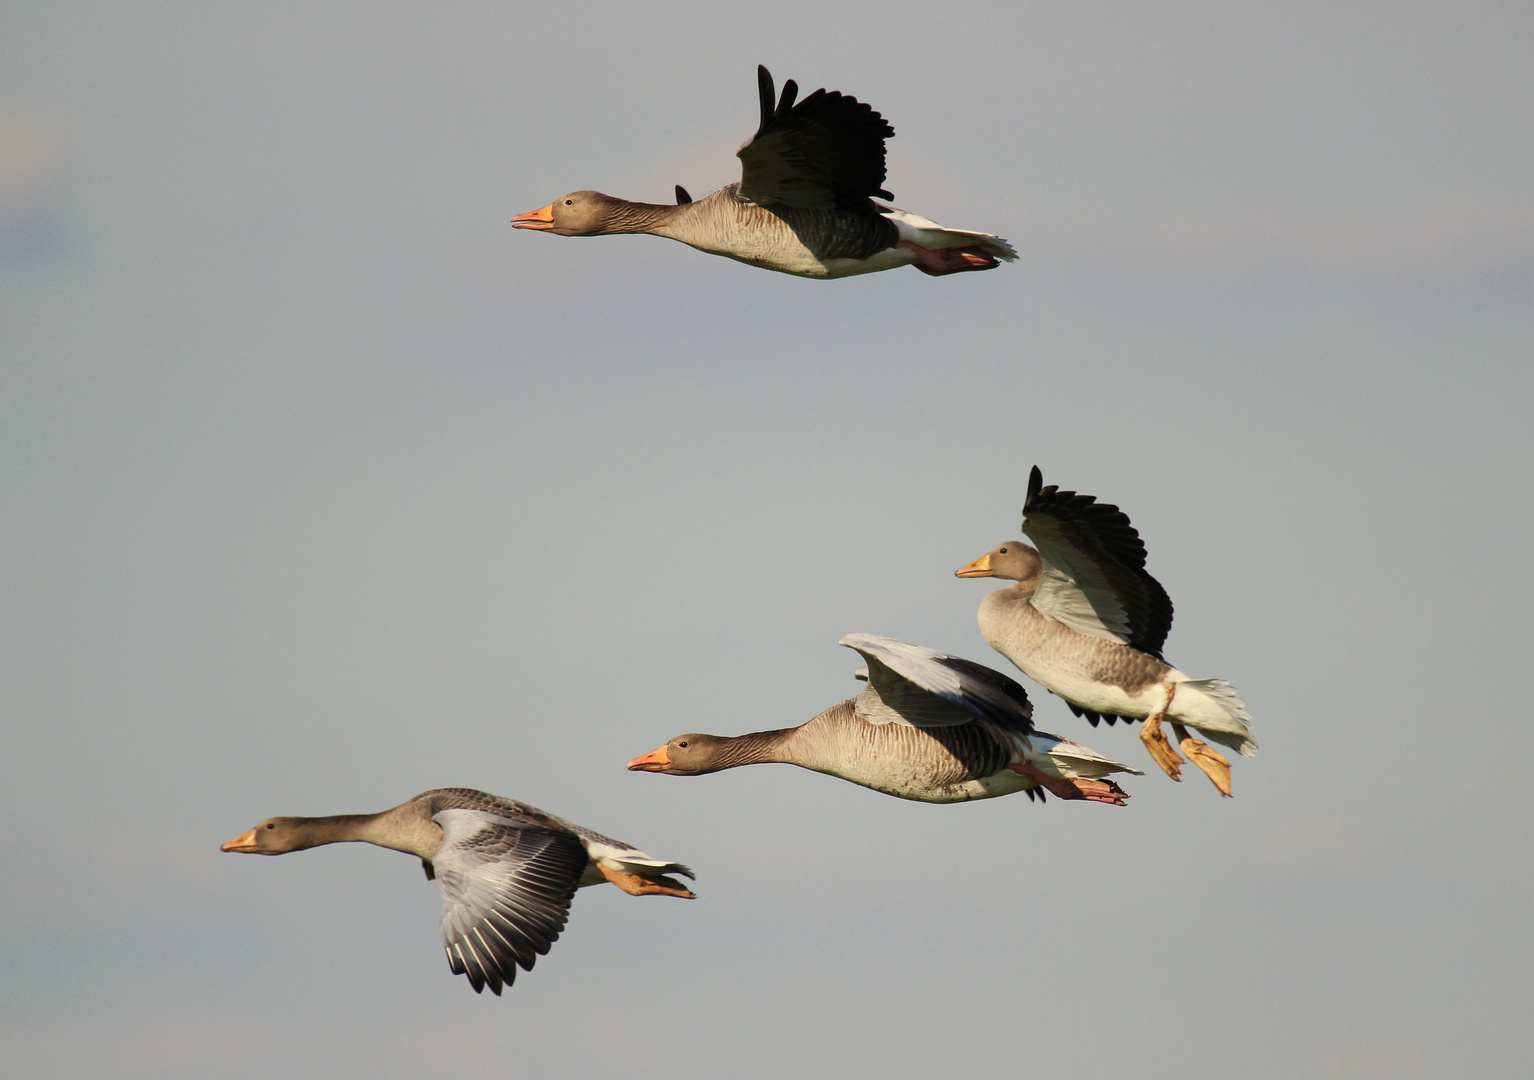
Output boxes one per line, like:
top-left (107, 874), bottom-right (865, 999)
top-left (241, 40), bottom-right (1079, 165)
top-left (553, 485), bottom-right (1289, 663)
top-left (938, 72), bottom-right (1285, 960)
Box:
top-left (689, 237), bottom-right (830, 278)
top-left (813, 758), bottom-right (1031, 803)
top-left (1023, 660), bottom-right (1166, 718)
top-left (820, 247), bottom-right (919, 278)
top-left (980, 606), bottom-right (1170, 717)
top-left (793, 718), bottom-right (1023, 803)
top-left (698, 235), bottom-right (909, 279)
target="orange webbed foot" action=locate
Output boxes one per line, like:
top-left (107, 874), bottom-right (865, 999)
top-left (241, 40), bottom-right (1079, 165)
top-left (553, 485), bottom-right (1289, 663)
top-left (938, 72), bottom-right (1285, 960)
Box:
top-left (1173, 723), bottom-right (1233, 797)
top-left (597, 864), bottom-right (696, 899)
top-left (899, 242), bottom-right (1000, 276)
top-left (1140, 714), bottom-right (1185, 781)
top-left (1008, 761), bottom-right (1130, 806)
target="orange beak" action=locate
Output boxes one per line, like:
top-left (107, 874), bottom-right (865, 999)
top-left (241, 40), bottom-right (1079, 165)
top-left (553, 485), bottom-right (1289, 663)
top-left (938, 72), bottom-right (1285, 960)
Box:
top-left (511, 204), bottom-right (556, 230)
top-left (955, 553), bottom-right (996, 578)
top-left (221, 828), bottom-right (260, 853)
top-left (627, 745), bottom-right (671, 771)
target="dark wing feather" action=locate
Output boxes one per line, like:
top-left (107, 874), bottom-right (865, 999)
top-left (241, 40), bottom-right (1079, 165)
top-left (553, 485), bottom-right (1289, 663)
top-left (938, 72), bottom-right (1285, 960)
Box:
top-left (432, 809), bottom-right (589, 996)
top-left (1064, 699), bottom-right (1135, 727)
top-left (1022, 466), bottom-right (1175, 659)
top-left (841, 634), bottom-right (1034, 734)
top-left (737, 65), bottom-right (895, 211)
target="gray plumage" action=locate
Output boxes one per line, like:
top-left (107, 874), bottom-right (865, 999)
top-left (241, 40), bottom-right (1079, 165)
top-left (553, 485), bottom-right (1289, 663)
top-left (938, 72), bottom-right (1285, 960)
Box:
top-left (512, 66), bottom-right (1016, 279)
top-left (958, 467), bottom-right (1254, 794)
top-left (221, 788), bottom-right (694, 996)
top-left (629, 634), bottom-right (1137, 805)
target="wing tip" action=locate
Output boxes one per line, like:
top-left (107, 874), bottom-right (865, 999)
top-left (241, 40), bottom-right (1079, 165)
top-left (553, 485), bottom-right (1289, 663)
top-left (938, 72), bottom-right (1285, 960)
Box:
top-left (1026, 464), bottom-right (1044, 508)
top-left (756, 65), bottom-right (774, 133)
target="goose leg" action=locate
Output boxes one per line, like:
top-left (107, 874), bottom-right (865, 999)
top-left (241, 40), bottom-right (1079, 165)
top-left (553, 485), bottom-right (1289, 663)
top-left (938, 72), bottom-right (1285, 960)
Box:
top-left (1171, 722), bottom-right (1233, 797)
top-left (898, 241), bottom-right (1000, 276)
top-left (595, 863), bottom-right (696, 899)
top-left (1007, 761), bottom-right (1129, 806)
top-left (1139, 683), bottom-right (1185, 781)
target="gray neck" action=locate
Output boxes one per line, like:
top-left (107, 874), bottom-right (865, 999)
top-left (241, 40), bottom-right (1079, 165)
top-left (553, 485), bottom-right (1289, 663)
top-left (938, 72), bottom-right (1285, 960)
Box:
top-left (287, 804), bottom-right (441, 859)
top-left (706, 727), bottom-right (801, 770)
top-left (600, 200), bottom-right (683, 235)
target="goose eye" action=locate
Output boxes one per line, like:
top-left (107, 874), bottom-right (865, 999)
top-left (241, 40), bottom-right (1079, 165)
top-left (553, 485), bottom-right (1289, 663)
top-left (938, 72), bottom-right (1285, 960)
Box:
top-left (564, 199), bottom-right (573, 205)
top-left (1000, 546), bottom-right (1008, 553)
top-left (678, 740), bottom-right (689, 748)
top-left (266, 822), bottom-right (275, 829)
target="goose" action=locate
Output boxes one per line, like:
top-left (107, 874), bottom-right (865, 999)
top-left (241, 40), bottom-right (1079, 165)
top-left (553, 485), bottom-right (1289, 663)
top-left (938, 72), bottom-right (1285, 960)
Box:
top-left (628, 634), bottom-right (1138, 804)
top-left (220, 788), bottom-right (694, 995)
top-left (956, 467), bottom-right (1255, 796)
top-left (512, 66), bottom-right (1017, 280)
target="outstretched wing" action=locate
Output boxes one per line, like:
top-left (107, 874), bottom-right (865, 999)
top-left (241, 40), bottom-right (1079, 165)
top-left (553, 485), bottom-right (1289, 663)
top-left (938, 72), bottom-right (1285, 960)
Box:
top-left (840, 633), bottom-right (1034, 734)
top-left (737, 65), bottom-right (895, 210)
top-left (431, 808), bottom-right (590, 996)
top-left (1021, 466), bottom-right (1174, 659)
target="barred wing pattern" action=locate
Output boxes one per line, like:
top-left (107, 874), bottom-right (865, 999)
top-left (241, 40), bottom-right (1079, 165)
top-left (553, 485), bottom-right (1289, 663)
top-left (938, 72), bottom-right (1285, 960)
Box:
top-left (431, 808), bottom-right (590, 996)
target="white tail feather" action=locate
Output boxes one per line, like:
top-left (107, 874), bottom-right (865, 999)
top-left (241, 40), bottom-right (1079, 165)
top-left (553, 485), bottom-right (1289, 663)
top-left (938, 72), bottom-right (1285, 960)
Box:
top-left (882, 207), bottom-right (1018, 261)
top-left (1177, 678), bottom-right (1257, 757)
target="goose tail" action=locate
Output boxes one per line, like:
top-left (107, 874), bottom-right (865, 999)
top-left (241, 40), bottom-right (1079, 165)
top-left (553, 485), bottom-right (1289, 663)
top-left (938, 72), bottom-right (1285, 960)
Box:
top-left (881, 207), bottom-right (1018, 262)
top-left (1174, 678), bottom-right (1257, 757)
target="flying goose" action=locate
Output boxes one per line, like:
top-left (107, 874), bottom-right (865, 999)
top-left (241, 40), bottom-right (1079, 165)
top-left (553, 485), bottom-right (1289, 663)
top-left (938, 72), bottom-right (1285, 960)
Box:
top-left (628, 634), bottom-right (1138, 804)
top-left (956, 467), bottom-right (1255, 796)
top-left (220, 788), bottom-right (694, 995)
top-left (512, 66), bottom-right (1017, 280)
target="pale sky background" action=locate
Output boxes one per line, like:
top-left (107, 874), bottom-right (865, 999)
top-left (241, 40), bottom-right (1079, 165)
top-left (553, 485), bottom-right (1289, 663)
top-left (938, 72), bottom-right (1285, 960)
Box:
top-left (2, 3), bottom-right (1531, 1078)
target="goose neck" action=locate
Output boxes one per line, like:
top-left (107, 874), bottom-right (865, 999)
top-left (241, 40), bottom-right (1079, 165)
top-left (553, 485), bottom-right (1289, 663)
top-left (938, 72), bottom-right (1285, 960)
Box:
top-left (712, 727), bottom-right (800, 769)
top-left (602, 200), bottom-right (682, 235)
top-left (293, 805), bottom-right (441, 859)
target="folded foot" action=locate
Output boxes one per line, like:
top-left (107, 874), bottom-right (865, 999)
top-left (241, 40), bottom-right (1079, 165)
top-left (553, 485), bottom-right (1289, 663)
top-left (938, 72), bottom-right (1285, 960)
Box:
top-left (1008, 761), bottom-right (1130, 806)
top-left (899, 241), bottom-right (1000, 276)
top-left (1173, 723), bottom-right (1233, 797)
top-left (1063, 777), bottom-right (1130, 806)
top-left (1140, 713), bottom-right (1186, 781)
top-left (597, 864), bottom-right (696, 898)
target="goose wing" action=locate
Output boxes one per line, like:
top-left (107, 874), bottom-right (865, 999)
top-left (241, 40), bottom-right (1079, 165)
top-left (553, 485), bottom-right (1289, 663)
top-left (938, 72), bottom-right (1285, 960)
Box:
top-left (431, 808), bottom-right (590, 996)
top-left (737, 65), bottom-right (895, 210)
top-left (1021, 466), bottom-right (1174, 658)
top-left (840, 633), bottom-right (1034, 733)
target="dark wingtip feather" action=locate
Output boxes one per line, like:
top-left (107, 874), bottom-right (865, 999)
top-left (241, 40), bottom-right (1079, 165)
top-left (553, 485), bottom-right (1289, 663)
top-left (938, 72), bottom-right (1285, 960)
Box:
top-left (778, 78), bottom-right (798, 116)
top-left (1026, 465), bottom-right (1044, 508)
top-left (675, 184), bottom-right (692, 205)
top-left (756, 66), bottom-right (774, 134)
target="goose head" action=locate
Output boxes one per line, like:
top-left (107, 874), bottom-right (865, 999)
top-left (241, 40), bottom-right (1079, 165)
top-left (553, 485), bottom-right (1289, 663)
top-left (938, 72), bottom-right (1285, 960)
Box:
top-left (512, 191), bottom-right (634, 236)
top-left (627, 734), bottom-right (735, 776)
top-left (955, 542), bottom-right (1042, 583)
top-left (220, 817), bottom-right (313, 855)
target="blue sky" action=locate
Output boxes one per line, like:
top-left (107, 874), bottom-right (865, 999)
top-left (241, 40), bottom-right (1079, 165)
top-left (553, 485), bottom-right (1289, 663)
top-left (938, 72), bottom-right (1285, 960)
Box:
top-left (2, 3), bottom-right (1531, 1077)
